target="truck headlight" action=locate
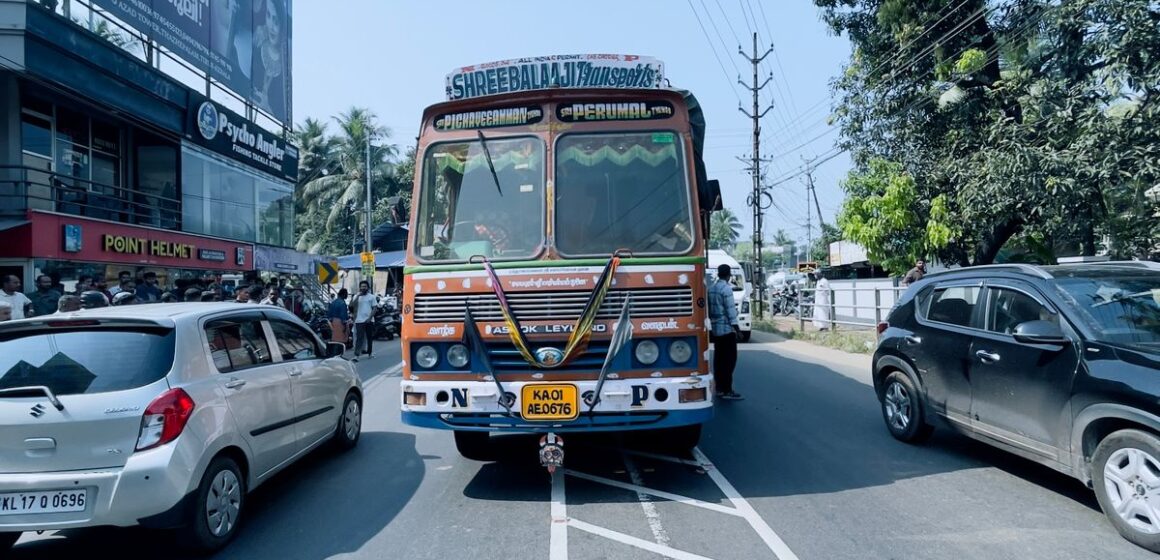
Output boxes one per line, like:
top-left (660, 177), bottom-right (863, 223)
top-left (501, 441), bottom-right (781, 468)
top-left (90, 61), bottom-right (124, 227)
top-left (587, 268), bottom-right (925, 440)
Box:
top-left (668, 340), bottom-right (693, 364)
top-left (741, 300), bottom-right (750, 314)
top-left (635, 340), bottom-right (659, 365)
top-left (446, 344), bottom-right (469, 368)
top-left (416, 345), bottom-right (439, 369)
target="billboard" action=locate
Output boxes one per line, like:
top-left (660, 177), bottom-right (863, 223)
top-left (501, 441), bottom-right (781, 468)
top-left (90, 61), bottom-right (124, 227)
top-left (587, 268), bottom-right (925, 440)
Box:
top-left (92, 0), bottom-right (292, 123)
top-left (446, 54), bottom-right (665, 101)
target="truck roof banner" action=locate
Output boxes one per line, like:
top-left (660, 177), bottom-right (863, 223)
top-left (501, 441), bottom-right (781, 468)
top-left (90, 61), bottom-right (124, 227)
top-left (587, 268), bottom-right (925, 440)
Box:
top-left (446, 54), bottom-right (665, 101)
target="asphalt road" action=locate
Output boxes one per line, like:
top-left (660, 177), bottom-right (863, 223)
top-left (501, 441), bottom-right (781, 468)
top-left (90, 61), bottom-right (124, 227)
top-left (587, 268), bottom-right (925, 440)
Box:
top-left (8, 333), bottom-right (1153, 559)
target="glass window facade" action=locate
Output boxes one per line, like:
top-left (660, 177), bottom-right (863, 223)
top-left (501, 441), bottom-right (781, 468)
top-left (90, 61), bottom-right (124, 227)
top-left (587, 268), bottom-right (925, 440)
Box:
top-left (181, 146), bottom-right (294, 247)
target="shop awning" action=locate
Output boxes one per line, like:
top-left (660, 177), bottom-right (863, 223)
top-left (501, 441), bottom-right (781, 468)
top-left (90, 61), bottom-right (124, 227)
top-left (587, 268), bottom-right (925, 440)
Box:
top-left (335, 250), bottom-right (406, 270)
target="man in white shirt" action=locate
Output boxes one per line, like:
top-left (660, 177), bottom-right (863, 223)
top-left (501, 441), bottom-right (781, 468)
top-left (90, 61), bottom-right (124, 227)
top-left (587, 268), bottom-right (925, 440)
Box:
top-left (0, 301), bottom-right (12, 322)
top-left (348, 281), bottom-right (377, 361)
top-left (1, 275), bottom-right (32, 320)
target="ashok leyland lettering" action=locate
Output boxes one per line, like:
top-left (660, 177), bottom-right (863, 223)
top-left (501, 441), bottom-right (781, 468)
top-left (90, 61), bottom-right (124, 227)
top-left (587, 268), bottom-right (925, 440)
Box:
top-left (402, 55), bottom-right (721, 471)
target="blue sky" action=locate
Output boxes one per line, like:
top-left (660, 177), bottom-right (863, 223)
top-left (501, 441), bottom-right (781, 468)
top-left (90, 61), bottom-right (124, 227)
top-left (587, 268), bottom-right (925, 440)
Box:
top-left (292, 0), bottom-right (854, 247)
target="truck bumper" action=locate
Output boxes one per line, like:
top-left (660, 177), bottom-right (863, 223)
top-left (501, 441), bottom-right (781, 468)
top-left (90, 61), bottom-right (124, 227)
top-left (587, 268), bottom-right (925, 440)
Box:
top-left (400, 376), bottom-right (714, 433)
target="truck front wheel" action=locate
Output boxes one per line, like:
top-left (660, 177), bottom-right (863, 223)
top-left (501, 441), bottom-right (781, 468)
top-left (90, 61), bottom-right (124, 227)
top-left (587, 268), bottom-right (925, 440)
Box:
top-left (453, 431), bottom-right (492, 461)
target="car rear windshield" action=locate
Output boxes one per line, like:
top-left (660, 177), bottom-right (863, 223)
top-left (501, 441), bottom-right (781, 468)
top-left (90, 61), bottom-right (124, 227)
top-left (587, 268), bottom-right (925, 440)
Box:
top-left (1054, 271), bottom-right (1160, 352)
top-left (0, 327), bottom-right (176, 396)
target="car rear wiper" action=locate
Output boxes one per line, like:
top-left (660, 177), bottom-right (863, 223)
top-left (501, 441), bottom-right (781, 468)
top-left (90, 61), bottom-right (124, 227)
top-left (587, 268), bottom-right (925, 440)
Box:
top-left (477, 130), bottom-right (504, 197)
top-left (0, 385), bottom-right (65, 410)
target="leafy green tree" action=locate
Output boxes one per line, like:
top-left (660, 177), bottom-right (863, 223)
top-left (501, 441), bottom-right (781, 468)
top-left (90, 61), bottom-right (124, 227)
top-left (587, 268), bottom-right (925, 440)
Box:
top-left (837, 159), bottom-right (957, 274)
top-left (817, 0), bottom-right (1160, 266)
top-left (709, 208), bottom-right (743, 250)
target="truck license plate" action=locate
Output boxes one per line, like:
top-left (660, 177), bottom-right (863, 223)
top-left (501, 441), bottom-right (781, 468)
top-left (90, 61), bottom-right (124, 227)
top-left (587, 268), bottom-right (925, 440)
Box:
top-left (522, 384), bottom-right (578, 421)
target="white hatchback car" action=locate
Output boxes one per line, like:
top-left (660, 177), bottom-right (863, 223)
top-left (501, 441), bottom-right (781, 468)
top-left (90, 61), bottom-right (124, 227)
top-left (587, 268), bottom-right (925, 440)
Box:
top-left (0, 303), bottom-right (363, 554)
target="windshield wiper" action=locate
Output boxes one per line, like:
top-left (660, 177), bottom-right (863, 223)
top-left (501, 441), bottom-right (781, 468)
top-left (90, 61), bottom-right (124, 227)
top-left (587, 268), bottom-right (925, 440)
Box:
top-left (477, 130), bottom-right (504, 197)
top-left (1093, 290), bottom-right (1158, 308)
top-left (0, 385), bottom-right (65, 410)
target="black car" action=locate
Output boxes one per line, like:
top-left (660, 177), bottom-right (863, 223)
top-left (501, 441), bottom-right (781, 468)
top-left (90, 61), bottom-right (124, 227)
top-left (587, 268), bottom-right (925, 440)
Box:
top-left (874, 261), bottom-right (1160, 553)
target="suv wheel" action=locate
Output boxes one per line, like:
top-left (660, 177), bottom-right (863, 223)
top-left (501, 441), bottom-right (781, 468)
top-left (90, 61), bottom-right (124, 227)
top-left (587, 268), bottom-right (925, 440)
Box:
top-left (1, 532), bottom-right (20, 552)
top-left (1093, 429), bottom-right (1160, 552)
top-left (178, 456), bottom-right (245, 553)
top-left (880, 371), bottom-right (933, 443)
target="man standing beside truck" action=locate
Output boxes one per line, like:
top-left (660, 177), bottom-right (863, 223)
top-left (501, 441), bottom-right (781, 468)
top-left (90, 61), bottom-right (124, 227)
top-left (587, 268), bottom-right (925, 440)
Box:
top-left (710, 264), bottom-right (743, 401)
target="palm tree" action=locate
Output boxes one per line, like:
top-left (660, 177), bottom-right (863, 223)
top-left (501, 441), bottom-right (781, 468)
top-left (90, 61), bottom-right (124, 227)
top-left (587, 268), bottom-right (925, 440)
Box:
top-left (291, 118), bottom-right (338, 253)
top-left (771, 228), bottom-right (796, 268)
top-left (296, 108), bottom-right (398, 253)
top-left (709, 208), bottom-right (743, 250)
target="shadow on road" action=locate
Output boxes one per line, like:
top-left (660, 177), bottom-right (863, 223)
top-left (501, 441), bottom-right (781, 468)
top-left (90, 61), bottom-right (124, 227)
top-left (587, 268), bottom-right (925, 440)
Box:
top-left (703, 348), bottom-right (1098, 510)
top-left (7, 431), bottom-right (424, 560)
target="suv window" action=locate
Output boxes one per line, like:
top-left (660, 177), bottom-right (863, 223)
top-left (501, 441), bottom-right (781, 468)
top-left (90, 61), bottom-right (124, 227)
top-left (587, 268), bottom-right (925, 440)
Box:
top-left (986, 288), bottom-right (1057, 334)
top-left (0, 327), bottom-right (175, 395)
top-left (268, 320), bottom-right (320, 361)
top-left (205, 319), bottom-right (273, 372)
top-left (928, 286), bottom-right (981, 327)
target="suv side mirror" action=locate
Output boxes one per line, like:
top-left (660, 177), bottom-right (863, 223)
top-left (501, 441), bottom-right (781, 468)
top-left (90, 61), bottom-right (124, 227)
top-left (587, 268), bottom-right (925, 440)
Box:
top-left (326, 342), bottom-right (346, 358)
top-left (1012, 320), bottom-right (1069, 346)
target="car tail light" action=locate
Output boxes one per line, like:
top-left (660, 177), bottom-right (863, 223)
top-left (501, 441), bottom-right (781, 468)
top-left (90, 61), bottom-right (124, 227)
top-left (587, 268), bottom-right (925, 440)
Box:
top-left (876, 322), bottom-right (889, 336)
top-left (136, 389), bottom-right (195, 451)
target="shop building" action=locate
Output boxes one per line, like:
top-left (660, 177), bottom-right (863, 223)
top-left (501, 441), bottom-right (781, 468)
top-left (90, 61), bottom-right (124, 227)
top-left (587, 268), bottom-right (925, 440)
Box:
top-left (0, 0), bottom-right (299, 294)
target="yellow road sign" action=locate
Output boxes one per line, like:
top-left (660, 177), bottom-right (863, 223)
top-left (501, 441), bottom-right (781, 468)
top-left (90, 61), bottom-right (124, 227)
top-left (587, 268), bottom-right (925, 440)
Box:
top-left (317, 260), bottom-right (339, 284)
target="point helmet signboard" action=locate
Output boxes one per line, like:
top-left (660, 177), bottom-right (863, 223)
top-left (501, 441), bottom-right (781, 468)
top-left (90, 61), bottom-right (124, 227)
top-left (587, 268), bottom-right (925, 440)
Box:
top-left (445, 54), bottom-right (665, 101)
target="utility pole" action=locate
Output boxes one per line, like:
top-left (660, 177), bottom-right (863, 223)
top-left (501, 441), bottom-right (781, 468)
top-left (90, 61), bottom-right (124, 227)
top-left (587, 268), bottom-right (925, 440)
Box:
top-left (802, 155), bottom-right (826, 267)
top-left (738, 32), bottom-right (775, 319)
top-left (803, 156), bottom-right (816, 266)
top-left (365, 133), bottom-right (375, 291)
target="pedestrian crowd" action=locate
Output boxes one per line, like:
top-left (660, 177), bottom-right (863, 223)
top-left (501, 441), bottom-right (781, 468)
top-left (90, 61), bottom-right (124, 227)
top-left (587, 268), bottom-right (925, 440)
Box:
top-left (0, 272), bottom-right (313, 323)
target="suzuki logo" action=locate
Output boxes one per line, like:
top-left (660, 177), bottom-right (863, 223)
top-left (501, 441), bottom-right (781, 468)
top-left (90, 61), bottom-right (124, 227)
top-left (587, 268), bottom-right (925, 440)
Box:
top-left (30, 404), bottom-right (46, 418)
top-left (535, 347), bottom-right (565, 367)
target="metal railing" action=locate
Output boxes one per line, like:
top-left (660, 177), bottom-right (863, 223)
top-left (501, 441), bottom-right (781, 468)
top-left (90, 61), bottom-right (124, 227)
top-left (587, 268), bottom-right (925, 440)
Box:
top-left (765, 284), bottom-right (908, 331)
top-left (0, 165), bottom-right (182, 229)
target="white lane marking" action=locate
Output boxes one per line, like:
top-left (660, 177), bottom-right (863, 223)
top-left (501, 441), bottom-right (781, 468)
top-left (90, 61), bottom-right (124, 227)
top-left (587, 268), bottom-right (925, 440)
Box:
top-left (693, 448), bottom-right (800, 560)
top-left (568, 519), bottom-right (714, 560)
top-left (363, 362), bottom-right (404, 392)
top-left (620, 448), bottom-right (704, 467)
top-left (564, 470), bottom-right (743, 518)
top-left (622, 452), bottom-right (673, 555)
top-left (550, 472), bottom-right (568, 560)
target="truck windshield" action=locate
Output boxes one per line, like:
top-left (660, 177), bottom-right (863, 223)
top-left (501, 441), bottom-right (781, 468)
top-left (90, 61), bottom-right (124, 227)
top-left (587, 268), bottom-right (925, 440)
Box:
top-left (413, 137), bottom-right (545, 262)
top-left (554, 131), bottom-right (694, 257)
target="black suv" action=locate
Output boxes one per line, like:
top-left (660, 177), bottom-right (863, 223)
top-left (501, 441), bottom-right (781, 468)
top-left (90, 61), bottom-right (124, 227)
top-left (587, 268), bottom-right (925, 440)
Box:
top-left (874, 262), bottom-right (1160, 552)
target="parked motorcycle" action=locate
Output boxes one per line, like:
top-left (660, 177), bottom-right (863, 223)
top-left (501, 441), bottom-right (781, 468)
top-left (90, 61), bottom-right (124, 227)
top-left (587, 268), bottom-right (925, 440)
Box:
top-left (374, 302), bottom-right (401, 341)
top-left (306, 308), bottom-right (333, 342)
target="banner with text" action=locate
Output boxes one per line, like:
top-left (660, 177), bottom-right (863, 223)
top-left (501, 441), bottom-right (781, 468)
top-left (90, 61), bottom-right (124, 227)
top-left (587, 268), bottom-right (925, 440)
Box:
top-left (93, 0), bottom-right (292, 123)
top-left (446, 54), bottom-right (664, 101)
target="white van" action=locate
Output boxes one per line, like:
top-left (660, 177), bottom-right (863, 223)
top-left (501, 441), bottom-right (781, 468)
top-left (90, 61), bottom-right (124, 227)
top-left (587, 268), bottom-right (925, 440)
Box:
top-left (707, 250), bottom-right (752, 342)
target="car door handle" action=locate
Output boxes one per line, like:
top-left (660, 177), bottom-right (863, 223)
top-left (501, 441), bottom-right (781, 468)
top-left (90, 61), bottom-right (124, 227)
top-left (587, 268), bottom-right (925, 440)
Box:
top-left (289, 368), bottom-right (303, 377)
top-left (975, 350), bottom-right (1001, 364)
top-left (905, 336), bottom-right (922, 345)
top-left (225, 378), bottom-right (247, 389)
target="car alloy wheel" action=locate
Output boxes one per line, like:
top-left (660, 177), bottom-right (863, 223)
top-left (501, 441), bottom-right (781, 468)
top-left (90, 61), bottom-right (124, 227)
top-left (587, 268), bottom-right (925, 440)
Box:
top-left (884, 380), bottom-right (912, 433)
top-left (206, 469), bottom-right (242, 538)
top-left (1103, 447), bottom-right (1160, 534)
top-left (344, 398), bottom-right (362, 442)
